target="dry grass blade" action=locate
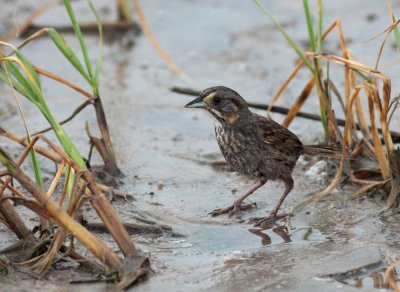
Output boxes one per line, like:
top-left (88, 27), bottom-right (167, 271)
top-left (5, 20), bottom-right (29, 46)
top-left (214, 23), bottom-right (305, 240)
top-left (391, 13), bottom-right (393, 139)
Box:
top-left (352, 168), bottom-right (386, 185)
top-left (59, 164), bottom-right (72, 207)
top-left (0, 131), bottom-right (147, 281)
top-left (385, 260), bottom-right (400, 291)
top-left (3, 196), bottom-right (54, 219)
top-left (310, 53), bottom-right (394, 148)
top-left (0, 155), bottom-right (32, 240)
top-left (313, 61), bottom-right (345, 144)
top-left (295, 51), bottom-right (399, 206)
top-left (326, 79), bottom-right (356, 143)
top-left (116, 0), bottom-right (133, 22)
top-left (37, 135), bottom-right (136, 256)
top-left (338, 55), bottom-right (369, 143)
top-left (0, 198), bottom-right (31, 240)
top-left (0, 127), bottom-right (61, 162)
top-left (0, 136), bottom-right (41, 198)
top-left (282, 77), bottom-right (315, 127)
top-left (293, 86), bottom-right (363, 213)
top-left (388, 95), bottom-right (400, 124)
top-left (350, 180), bottom-right (389, 199)
top-left (375, 19), bottom-right (400, 70)
top-left (0, 177), bottom-right (26, 198)
top-left (366, 84), bottom-right (390, 179)
top-left (267, 20), bottom-right (348, 111)
top-left (268, 60), bottom-right (304, 110)
top-left (46, 160), bottom-right (66, 197)
top-left (83, 171), bottom-right (137, 256)
top-left (0, 147), bottom-right (121, 271)
top-left (325, 80), bottom-right (346, 115)
top-left (33, 66), bottom-right (94, 99)
top-left (354, 91), bottom-right (372, 140)
top-left (387, 149), bottom-right (400, 207)
top-left (310, 53), bottom-right (389, 80)
top-left (344, 66), bottom-right (362, 144)
top-left (34, 178), bottom-right (88, 273)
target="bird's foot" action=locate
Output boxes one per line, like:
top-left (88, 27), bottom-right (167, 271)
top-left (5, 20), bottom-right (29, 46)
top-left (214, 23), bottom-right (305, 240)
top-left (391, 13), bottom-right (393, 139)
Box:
top-left (209, 201), bottom-right (256, 217)
top-left (249, 213), bottom-right (292, 229)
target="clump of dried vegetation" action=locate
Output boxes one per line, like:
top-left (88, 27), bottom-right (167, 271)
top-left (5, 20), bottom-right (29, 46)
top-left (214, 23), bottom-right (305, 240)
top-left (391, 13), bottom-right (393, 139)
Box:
top-left (0, 0), bottom-right (153, 288)
top-left (252, 0), bottom-right (400, 209)
top-left (174, 0), bottom-right (400, 288)
top-left (254, 0), bottom-right (400, 289)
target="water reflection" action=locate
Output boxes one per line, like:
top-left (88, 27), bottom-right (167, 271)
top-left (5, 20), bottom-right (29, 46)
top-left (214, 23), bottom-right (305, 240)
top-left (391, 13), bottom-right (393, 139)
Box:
top-left (350, 266), bottom-right (399, 290)
top-left (248, 226), bottom-right (291, 246)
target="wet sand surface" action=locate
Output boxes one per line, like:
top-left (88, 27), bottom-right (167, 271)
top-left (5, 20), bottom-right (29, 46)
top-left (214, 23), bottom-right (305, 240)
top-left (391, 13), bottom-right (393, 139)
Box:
top-left (0, 1), bottom-right (400, 291)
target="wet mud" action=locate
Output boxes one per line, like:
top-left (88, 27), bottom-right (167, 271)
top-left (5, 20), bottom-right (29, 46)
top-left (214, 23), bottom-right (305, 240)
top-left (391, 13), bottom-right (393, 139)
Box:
top-left (1, 0), bottom-right (400, 291)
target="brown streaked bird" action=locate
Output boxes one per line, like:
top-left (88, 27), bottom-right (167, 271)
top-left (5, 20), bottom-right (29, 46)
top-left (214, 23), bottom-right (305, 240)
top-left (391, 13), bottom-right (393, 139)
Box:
top-left (185, 86), bottom-right (340, 227)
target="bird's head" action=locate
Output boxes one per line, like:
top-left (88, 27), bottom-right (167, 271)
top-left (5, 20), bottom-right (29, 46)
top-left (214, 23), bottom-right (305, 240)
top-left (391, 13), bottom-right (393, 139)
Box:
top-left (184, 86), bottom-right (249, 124)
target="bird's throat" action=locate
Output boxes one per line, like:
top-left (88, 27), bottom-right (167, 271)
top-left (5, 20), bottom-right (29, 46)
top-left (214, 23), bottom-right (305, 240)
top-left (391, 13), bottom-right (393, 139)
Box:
top-left (209, 109), bottom-right (240, 124)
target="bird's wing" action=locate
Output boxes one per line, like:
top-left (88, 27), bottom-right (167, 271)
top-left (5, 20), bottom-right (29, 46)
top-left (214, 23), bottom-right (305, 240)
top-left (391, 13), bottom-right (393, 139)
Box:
top-left (254, 114), bottom-right (303, 150)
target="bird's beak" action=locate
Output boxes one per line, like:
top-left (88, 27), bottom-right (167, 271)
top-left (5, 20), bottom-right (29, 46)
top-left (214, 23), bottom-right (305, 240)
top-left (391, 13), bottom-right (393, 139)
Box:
top-left (184, 96), bottom-right (207, 109)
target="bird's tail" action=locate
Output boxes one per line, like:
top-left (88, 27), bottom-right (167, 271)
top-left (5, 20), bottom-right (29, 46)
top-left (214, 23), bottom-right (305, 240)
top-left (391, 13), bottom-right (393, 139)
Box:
top-left (303, 145), bottom-right (345, 159)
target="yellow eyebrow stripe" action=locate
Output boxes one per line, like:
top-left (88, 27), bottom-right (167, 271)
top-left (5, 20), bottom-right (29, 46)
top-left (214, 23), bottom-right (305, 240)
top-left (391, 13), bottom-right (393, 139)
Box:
top-left (203, 92), bottom-right (216, 103)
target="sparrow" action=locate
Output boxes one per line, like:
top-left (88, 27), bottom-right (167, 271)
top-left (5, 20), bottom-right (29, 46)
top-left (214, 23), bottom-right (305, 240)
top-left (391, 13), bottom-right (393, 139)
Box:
top-left (185, 86), bottom-right (340, 227)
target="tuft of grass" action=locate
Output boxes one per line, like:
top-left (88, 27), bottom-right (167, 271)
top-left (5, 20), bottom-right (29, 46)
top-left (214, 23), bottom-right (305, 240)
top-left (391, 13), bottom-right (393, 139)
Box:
top-left (1, 61), bottom-right (44, 190)
top-left (0, 50), bottom-right (86, 169)
top-left (253, 0), bottom-right (400, 210)
top-left (254, 0), bottom-right (332, 133)
top-left (0, 0), bottom-right (108, 193)
top-left (303, 0), bottom-right (316, 52)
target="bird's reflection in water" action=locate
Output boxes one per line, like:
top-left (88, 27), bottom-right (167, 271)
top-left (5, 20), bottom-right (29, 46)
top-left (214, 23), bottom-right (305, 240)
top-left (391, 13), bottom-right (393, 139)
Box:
top-left (248, 225), bottom-right (291, 246)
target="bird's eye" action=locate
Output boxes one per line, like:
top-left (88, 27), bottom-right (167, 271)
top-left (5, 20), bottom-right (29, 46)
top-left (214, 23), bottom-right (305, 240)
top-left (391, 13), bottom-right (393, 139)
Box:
top-left (213, 96), bottom-right (222, 104)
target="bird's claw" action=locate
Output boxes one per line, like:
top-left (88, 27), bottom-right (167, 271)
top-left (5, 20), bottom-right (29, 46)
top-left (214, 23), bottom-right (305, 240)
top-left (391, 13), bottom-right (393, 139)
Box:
top-left (209, 202), bottom-right (256, 217)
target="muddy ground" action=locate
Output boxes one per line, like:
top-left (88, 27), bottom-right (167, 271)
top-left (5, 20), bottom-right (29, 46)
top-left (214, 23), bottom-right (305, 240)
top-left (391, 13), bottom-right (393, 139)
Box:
top-left (0, 0), bottom-right (400, 291)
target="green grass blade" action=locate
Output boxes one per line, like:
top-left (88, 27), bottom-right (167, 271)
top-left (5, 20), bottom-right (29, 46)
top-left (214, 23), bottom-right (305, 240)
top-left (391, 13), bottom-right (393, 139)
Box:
top-left (39, 103), bottom-right (86, 168)
top-left (87, 0), bottom-right (103, 88)
top-left (390, 15), bottom-right (400, 50)
top-left (15, 51), bottom-right (42, 90)
top-left (253, 0), bottom-right (314, 72)
top-left (393, 26), bottom-right (400, 49)
top-left (47, 28), bottom-right (93, 85)
top-left (63, 0), bottom-right (94, 79)
top-left (355, 70), bottom-right (369, 81)
top-left (316, 0), bottom-right (323, 53)
top-left (303, 0), bottom-right (316, 52)
top-left (0, 59), bottom-right (44, 190)
top-left (3, 57), bottom-right (43, 105)
top-left (387, 0), bottom-right (400, 51)
top-left (314, 0), bottom-right (325, 132)
top-left (1, 62), bottom-right (34, 100)
top-left (28, 138), bottom-right (44, 189)
top-left (0, 71), bottom-right (30, 99)
top-left (3, 56), bottom-right (87, 170)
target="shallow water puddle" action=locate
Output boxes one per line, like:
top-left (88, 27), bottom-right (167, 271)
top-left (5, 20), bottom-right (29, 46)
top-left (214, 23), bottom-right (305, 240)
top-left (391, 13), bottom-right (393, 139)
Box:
top-left (249, 226), bottom-right (325, 246)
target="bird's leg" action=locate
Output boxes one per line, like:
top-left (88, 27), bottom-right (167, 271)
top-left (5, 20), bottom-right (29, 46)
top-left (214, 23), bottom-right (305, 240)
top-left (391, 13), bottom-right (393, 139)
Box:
top-left (209, 178), bottom-right (267, 217)
top-left (251, 177), bottom-right (294, 228)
